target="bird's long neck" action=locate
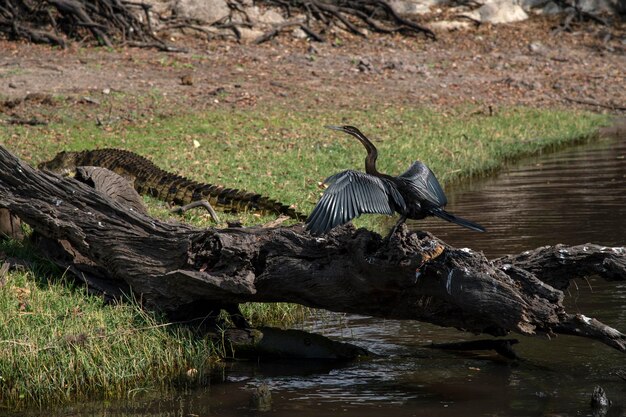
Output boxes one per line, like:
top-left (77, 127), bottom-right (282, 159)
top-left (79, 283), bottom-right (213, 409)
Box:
top-left (364, 147), bottom-right (380, 176)
top-left (353, 131), bottom-right (380, 176)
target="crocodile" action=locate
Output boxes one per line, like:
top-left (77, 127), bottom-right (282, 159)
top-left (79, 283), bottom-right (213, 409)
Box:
top-left (39, 148), bottom-right (306, 221)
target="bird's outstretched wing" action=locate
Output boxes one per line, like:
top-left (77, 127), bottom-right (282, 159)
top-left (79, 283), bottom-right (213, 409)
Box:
top-left (306, 170), bottom-right (405, 235)
top-left (398, 161), bottom-right (448, 207)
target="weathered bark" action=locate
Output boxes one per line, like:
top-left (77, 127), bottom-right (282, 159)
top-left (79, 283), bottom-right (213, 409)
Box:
top-left (0, 145), bottom-right (625, 352)
top-left (496, 245), bottom-right (626, 291)
top-left (0, 208), bottom-right (23, 240)
top-left (74, 166), bottom-right (147, 215)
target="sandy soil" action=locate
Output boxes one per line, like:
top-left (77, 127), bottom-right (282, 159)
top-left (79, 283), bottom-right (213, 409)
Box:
top-left (0, 16), bottom-right (624, 123)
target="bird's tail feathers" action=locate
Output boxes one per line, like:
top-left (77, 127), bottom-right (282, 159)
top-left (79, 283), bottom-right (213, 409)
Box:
top-left (431, 208), bottom-right (486, 232)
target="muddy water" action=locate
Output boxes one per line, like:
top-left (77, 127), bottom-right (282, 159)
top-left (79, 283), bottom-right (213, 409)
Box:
top-left (30, 136), bottom-right (626, 416)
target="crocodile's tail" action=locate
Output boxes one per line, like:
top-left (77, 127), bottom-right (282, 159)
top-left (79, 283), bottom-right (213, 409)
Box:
top-left (192, 184), bottom-right (306, 221)
top-left (140, 174), bottom-right (306, 221)
top-left (39, 148), bottom-right (306, 221)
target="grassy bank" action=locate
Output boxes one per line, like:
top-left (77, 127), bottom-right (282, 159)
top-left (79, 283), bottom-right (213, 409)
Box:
top-left (0, 104), bottom-right (610, 409)
top-left (4, 105), bottom-right (610, 229)
top-left (0, 239), bottom-right (221, 409)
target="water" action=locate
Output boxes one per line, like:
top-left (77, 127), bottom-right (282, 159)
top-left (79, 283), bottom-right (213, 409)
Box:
top-left (25, 136), bottom-right (626, 416)
top-left (413, 135), bottom-right (626, 258)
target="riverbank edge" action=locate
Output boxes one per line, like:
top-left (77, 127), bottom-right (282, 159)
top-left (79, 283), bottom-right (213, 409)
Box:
top-left (0, 108), bottom-right (615, 410)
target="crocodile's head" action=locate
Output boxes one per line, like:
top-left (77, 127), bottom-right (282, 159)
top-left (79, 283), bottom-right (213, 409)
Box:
top-left (38, 151), bottom-right (79, 176)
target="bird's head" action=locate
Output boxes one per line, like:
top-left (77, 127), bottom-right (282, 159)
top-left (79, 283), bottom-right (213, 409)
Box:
top-left (325, 125), bottom-right (364, 137)
top-left (325, 125), bottom-right (379, 173)
top-left (325, 125), bottom-right (374, 146)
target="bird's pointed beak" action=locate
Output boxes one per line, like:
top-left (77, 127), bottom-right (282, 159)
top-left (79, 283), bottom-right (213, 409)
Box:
top-left (324, 125), bottom-right (345, 132)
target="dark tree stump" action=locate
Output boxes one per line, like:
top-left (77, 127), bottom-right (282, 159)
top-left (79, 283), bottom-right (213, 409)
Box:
top-left (0, 145), bottom-right (625, 352)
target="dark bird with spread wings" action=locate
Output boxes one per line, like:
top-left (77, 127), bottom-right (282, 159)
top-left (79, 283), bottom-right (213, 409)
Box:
top-left (305, 125), bottom-right (485, 237)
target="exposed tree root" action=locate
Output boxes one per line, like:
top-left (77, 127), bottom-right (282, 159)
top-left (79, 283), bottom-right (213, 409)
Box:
top-left (254, 17), bottom-right (306, 44)
top-left (0, 0), bottom-right (435, 48)
top-left (0, 0), bottom-right (172, 50)
top-left (260, 0), bottom-right (435, 40)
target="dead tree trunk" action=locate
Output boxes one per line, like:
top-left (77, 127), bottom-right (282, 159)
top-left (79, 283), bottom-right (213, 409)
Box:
top-left (0, 208), bottom-right (23, 240)
top-left (0, 145), bottom-right (624, 352)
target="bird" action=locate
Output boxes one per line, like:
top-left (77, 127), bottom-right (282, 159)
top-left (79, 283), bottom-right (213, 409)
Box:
top-left (305, 125), bottom-right (485, 237)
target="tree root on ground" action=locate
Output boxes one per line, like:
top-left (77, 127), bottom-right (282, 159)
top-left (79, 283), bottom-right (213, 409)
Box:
top-left (259, 0), bottom-right (435, 40)
top-left (0, 0), bottom-right (172, 49)
top-left (0, 0), bottom-right (435, 48)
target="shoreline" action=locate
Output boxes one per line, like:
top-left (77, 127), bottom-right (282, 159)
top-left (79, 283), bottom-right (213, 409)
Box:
top-left (0, 103), bottom-right (616, 410)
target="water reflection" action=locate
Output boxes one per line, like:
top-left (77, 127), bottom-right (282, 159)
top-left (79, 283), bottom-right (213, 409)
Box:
top-left (412, 136), bottom-right (626, 258)
top-left (21, 136), bottom-right (626, 417)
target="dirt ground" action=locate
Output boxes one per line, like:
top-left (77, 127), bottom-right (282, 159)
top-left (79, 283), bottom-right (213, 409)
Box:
top-left (0, 16), bottom-right (624, 123)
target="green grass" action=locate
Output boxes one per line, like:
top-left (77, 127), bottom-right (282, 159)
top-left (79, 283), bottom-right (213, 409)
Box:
top-left (2, 104), bottom-right (610, 230)
top-left (0, 240), bottom-right (219, 410)
top-left (0, 103), bottom-right (611, 408)
top-left (240, 302), bottom-right (310, 328)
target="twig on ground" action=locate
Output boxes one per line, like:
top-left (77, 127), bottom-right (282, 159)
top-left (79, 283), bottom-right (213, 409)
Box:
top-left (254, 18), bottom-right (305, 44)
top-left (6, 117), bottom-right (48, 126)
top-left (563, 96), bottom-right (626, 111)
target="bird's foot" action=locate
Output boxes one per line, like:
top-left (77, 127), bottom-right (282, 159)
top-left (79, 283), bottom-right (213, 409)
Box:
top-left (385, 215), bottom-right (407, 240)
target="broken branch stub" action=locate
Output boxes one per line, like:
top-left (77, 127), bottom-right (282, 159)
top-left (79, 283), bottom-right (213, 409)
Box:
top-left (0, 145), bottom-right (624, 352)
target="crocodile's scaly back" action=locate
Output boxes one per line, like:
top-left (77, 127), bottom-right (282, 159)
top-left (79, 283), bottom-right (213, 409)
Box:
top-left (39, 148), bottom-right (306, 220)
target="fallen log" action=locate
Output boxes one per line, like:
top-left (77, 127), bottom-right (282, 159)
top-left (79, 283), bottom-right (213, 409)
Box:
top-left (496, 245), bottom-right (626, 291)
top-left (0, 208), bottom-right (23, 240)
top-left (0, 145), bottom-right (624, 352)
